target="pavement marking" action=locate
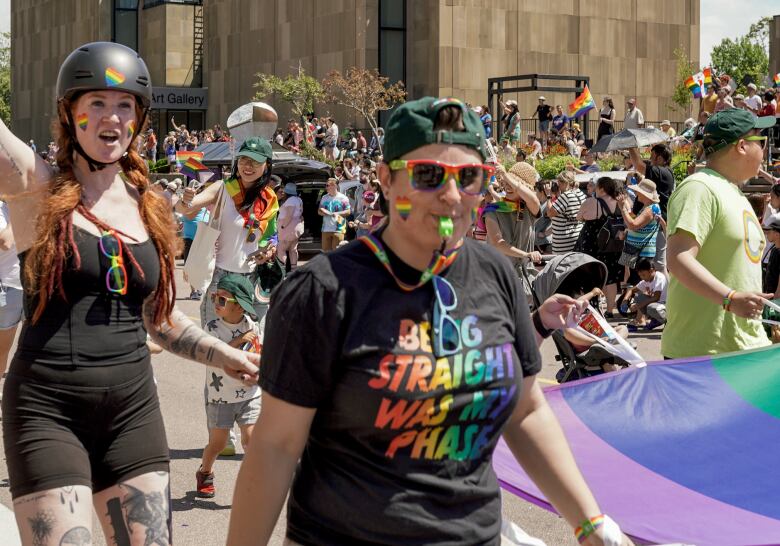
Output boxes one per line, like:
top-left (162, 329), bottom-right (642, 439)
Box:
top-left (0, 503), bottom-right (21, 545)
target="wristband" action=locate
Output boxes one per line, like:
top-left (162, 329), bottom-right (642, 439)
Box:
top-left (532, 310), bottom-right (553, 339)
top-left (723, 289), bottom-right (736, 311)
top-left (575, 514), bottom-right (622, 545)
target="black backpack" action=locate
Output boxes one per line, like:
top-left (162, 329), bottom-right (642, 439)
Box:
top-left (596, 198), bottom-right (625, 254)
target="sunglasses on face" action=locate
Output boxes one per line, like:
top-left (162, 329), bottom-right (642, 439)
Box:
top-left (238, 156), bottom-right (263, 168)
top-left (740, 135), bottom-right (768, 150)
top-left (388, 159), bottom-right (495, 196)
top-left (210, 293), bottom-right (237, 307)
top-left (432, 276), bottom-right (461, 358)
top-left (99, 230), bottom-right (127, 295)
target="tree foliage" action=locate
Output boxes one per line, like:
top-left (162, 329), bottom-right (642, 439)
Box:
top-left (322, 67), bottom-right (406, 155)
top-left (253, 63), bottom-right (324, 131)
top-left (0, 32), bottom-right (11, 127)
top-left (670, 46), bottom-right (695, 116)
top-left (711, 34), bottom-right (769, 91)
top-left (746, 16), bottom-right (772, 55)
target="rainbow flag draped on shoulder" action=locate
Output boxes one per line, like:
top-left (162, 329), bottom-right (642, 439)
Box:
top-left (223, 178), bottom-right (279, 247)
top-left (493, 344), bottom-right (780, 545)
top-left (568, 85), bottom-right (596, 118)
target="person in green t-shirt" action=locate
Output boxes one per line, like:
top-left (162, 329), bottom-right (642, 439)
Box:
top-left (662, 108), bottom-right (775, 358)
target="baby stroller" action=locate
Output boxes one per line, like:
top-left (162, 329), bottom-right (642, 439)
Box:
top-left (525, 252), bottom-right (633, 383)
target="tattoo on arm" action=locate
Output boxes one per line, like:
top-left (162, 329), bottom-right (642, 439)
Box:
top-left (0, 140), bottom-right (24, 178)
top-left (143, 303), bottom-right (221, 365)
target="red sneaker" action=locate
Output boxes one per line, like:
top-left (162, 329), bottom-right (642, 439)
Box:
top-left (195, 467), bottom-right (215, 498)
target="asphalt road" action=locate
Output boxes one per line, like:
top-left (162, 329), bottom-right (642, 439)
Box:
top-left (0, 265), bottom-right (664, 546)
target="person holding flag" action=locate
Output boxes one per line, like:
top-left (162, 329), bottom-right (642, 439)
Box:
top-left (179, 136), bottom-right (279, 326)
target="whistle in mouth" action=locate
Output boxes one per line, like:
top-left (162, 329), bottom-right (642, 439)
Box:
top-left (438, 216), bottom-right (454, 239)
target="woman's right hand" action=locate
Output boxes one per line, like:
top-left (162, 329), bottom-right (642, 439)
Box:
top-left (728, 291), bottom-right (773, 320)
top-left (182, 187), bottom-right (196, 207)
top-left (218, 345), bottom-right (260, 385)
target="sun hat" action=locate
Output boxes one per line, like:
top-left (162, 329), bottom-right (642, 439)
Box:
top-left (382, 97), bottom-right (487, 162)
top-left (632, 180), bottom-right (660, 203)
top-left (505, 99), bottom-right (518, 107)
top-left (236, 137), bottom-right (272, 163)
top-left (660, 120), bottom-right (671, 126)
top-left (702, 109), bottom-right (776, 155)
top-left (216, 274), bottom-right (256, 318)
top-left (747, 82), bottom-right (757, 91)
top-left (538, 96), bottom-right (546, 101)
top-left (283, 182), bottom-right (298, 196)
top-left (505, 161), bottom-right (538, 191)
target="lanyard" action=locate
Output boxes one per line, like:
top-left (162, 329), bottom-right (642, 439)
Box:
top-left (360, 233), bottom-right (461, 292)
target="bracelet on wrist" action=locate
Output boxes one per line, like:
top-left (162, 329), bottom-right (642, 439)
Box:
top-left (532, 310), bottom-right (553, 339)
top-left (575, 515), bottom-right (605, 543)
top-left (722, 289), bottom-right (736, 312)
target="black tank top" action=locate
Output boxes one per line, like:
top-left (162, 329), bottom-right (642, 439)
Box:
top-left (15, 225), bottom-right (160, 366)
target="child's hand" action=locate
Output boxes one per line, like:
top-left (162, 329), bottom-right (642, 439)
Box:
top-left (241, 331), bottom-right (258, 345)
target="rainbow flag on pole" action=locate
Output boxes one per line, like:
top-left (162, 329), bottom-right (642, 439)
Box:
top-left (773, 73), bottom-right (780, 87)
top-left (175, 151), bottom-right (203, 168)
top-left (180, 156), bottom-right (208, 180)
top-left (686, 72), bottom-right (704, 98)
top-left (702, 67), bottom-right (713, 88)
top-left (568, 85), bottom-right (596, 118)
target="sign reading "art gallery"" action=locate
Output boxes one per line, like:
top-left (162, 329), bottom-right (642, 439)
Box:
top-left (151, 87), bottom-right (208, 110)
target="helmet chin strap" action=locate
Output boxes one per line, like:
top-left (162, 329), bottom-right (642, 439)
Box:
top-left (65, 107), bottom-right (149, 173)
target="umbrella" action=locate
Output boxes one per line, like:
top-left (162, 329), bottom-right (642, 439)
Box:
top-left (493, 343), bottom-right (780, 545)
top-left (590, 128), bottom-right (669, 153)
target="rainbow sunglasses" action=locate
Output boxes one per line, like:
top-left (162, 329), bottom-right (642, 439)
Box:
top-left (388, 159), bottom-right (495, 196)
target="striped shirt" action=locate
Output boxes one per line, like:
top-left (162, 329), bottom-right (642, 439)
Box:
top-left (625, 204), bottom-right (661, 258)
top-left (551, 189), bottom-right (586, 253)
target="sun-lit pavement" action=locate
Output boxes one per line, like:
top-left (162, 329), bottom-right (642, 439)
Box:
top-left (0, 262), bottom-right (663, 545)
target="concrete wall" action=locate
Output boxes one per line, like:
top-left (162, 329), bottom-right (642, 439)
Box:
top-left (140, 3), bottom-right (197, 87)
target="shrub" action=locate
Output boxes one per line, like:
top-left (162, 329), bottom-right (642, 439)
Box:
top-left (536, 155), bottom-right (575, 180)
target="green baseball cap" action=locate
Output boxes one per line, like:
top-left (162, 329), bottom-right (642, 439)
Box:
top-left (702, 109), bottom-right (776, 155)
top-left (383, 97), bottom-right (487, 162)
top-left (237, 137), bottom-right (273, 163)
top-left (216, 274), bottom-right (256, 318)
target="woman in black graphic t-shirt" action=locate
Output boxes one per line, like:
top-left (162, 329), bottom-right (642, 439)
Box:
top-left (229, 98), bottom-right (632, 546)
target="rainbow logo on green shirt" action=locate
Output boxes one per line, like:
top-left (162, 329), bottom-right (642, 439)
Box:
top-left (105, 67), bottom-right (126, 87)
top-left (76, 113), bottom-right (88, 131)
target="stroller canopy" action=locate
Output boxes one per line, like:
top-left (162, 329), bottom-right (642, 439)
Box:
top-left (532, 252), bottom-right (607, 304)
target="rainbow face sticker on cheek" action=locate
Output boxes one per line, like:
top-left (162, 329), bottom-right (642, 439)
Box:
top-left (127, 121), bottom-right (135, 139)
top-left (396, 196), bottom-right (412, 220)
top-left (77, 113), bottom-right (88, 131)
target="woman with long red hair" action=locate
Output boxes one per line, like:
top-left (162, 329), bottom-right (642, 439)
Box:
top-left (0, 42), bottom-right (258, 545)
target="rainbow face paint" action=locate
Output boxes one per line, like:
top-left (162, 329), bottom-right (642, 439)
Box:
top-left (77, 113), bottom-right (88, 131)
top-left (105, 67), bottom-right (126, 87)
top-left (438, 217), bottom-right (453, 239)
top-left (127, 121), bottom-right (135, 139)
top-left (396, 196), bottom-right (412, 220)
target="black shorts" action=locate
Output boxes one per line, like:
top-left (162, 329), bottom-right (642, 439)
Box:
top-left (182, 237), bottom-right (194, 261)
top-left (2, 356), bottom-right (169, 499)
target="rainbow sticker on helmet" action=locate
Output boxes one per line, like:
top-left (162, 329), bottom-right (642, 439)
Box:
top-left (105, 67), bottom-right (126, 87)
top-left (77, 113), bottom-right (88, 131)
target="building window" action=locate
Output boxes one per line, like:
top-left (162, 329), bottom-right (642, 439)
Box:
top-left (113, 0), bottom-right (139, 51)
top-left (379, 0), bottom-right (406, 125)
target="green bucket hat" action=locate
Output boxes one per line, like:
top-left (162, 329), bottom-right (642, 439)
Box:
top-left (383, 97), bottom-right (487, 162)
top-left (216, 274), bottom-right (256, 318)
top-left (702, 109), bottom-right (776, 156)
top-left (237, 136), bottom-right (273, 163)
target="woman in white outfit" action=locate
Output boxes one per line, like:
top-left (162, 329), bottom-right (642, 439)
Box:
top-left (277, 183), bottom-right (304, 270)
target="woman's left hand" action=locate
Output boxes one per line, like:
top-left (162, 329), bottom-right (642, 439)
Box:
top-left (219, 346), bottom-right (260, 386)
top-left (253, 245), bottom-right (277, 264)
top-left (538, 294), bottom-right (587, 331)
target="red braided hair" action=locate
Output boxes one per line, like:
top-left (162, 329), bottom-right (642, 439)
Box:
top-left (24, 98), bottom-right (177, 326)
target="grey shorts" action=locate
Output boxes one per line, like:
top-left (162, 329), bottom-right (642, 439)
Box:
top-left (205, 396), bottom-right (261, 429)
top-left (0, 287), bottom-right (23, 330)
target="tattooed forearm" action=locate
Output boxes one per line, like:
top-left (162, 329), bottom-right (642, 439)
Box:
top-left (144, 304), bottom-right (221, 365)
top-left (0, 139), bottom-right (24, 178)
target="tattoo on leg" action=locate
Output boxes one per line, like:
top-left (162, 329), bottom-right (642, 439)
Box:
top-left (121, 484), bottom-right (169, 546)
top-left (28, 509), bottom-right (55, 546)
top-left (106, 497), bottom-right (131, 546)
top-left (59, 487), bottom-right (80, 514)
top-left (59, 526), bottom-right (91, 546)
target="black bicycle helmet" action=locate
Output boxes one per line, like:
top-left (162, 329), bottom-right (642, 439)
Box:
top-left (56, 42), bottom-right (152, 170)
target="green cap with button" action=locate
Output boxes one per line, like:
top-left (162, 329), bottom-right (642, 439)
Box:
top-left (236, 136), bottom-right (273, 163)
top-left (383, 97), bottom-right (487, 162)
top-left (702, 109), bottom-right (775, 156)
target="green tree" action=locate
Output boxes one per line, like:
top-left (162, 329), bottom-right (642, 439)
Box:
top-left (711, 35), bottom-right (768, 92)
top-left (746, 16), bottom-right (772, 55)
top-left (0, 32), bottom-right (11, 127)
top-left (252, 63), bottom-right (324, 140)
top-left (669, 46), bottom-right (695, 116)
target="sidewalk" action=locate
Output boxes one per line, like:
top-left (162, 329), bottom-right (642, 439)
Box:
top-left (0, 502), bottom-right (21, 545)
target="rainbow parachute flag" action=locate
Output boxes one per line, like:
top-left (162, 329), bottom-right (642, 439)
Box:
top-left (493, 344), bottom-right (780, 545)
top-left (773, 73), bottom-right (780, 87)
top-left (180, 157), bottom-right (208, 180)
top-left (568, 85), bottom-right (595, 118)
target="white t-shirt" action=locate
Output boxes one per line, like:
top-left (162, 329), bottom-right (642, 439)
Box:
top-left (743, 94), bottom-right (763, 113)
top-left (637, 271), bottom-right (668, 304)
top-left (215, 188), bottom-right (259, 273)
top-left (0, 203), bottom-right (21, 290)
top-left (326, 123), bottom-right (339, 147)
top-left (204, 314), bottom-right (263, 403)
top-left (278, 195), bottom-right (304, 240)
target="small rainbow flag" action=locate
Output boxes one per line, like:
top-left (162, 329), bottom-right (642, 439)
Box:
top-left (686, 74), bottom-right (703, 98)
top-left (175, 151), bottom-right (203, 167)
top-left (774, 73), bottom-right (780, 87)
top-left (568, 84), bottom-right (596, 118)
top-left (180, 157), bottom-right (208, 179)
top-left (702, 67), bottom-right (712, 87)
top-left (76, 113), bottom-right (88, 131)
top-left (105, 67), bottom-right (126, 87)
top-left (396, 196), bottom-right (412, 220)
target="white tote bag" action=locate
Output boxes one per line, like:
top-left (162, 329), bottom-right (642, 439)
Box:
top-left (183, 186), bottom-right (225, 291)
